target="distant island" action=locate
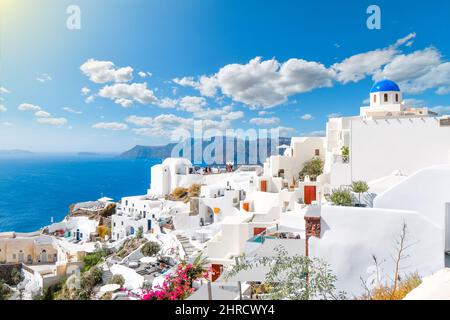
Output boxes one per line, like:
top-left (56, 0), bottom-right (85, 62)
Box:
top-left (120, 137), bottom-right (291, 164)
top-left (0, 149), bottom-right (33, 155)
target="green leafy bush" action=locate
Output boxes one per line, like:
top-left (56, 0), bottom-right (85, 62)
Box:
top-left (330, 189), bottom-right (353, 206)
top-left (141, 241), bottom-right (161, 257)
top-left (109, 274), bottom-right (125, 287)
top-left (0, 281), bottom-right (11, 300)
top-left (82, 248), bottom-right (107, 272)
top-left (299, 157), bottom-right (324, 181)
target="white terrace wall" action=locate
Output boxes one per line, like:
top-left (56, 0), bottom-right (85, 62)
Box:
top-left (350, 117), bottom-right (450, 182)
top-left (309, 206), bottom-right (444, 297)
top-left (374, 166), bottom-right (450, 228)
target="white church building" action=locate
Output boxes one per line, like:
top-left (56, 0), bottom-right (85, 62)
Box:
top-left (323, 79), bottom-right (450, 188)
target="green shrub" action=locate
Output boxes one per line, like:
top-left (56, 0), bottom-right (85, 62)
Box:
top-left (141, 241), bottom-right (161, 257)
top-left (82, 248), bottom-right (107, 272)
top-left (0, 281), bottom-right (11, 300)
top-left (330, 189), bottom-right (353, 206)
top-left (351, 181), bottom-right (369, 205)
top-left (136, 226), bottom-right (143, 239)
top-left (299, 157), bottom-right (324, 181)
top-left (109, 274), bottom-right (125, 287)
top-left (341, 146), bottom-right (349, 163)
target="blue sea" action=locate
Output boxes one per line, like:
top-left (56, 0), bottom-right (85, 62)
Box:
top-left (0, 154), bottom-right (161, 232)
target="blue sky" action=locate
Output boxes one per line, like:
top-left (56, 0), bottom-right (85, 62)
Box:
top-left (1, 0), bottom-right (450, 152)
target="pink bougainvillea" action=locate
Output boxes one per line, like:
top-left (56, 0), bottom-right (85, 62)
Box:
top-left (132, 261), bottom-right (211, 300)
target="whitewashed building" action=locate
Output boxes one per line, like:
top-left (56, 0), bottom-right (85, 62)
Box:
top-left (323, 79), bottom-right (450, 188)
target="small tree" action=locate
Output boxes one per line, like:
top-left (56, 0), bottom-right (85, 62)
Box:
top-left (141, 241), bottom-right (161, 257)
top-left (299, 157), bottom-right (324, 181)
top-left (330, 188), bottom-right (353, 206)
top-left (136, 226), bottom-right (143, 239)
top-left (351, 181), bottom-right (369, 206)
top-left (109, 274), bottom-right (125, 287)
top-left (226, 246), bottom-right (346, 300)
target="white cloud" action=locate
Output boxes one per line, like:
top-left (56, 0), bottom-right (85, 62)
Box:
top-left (197, 75), bottom-right (219, 97)
top-left (429, 106), bottom-right (450, 115)
top-left (92, 122), bottom-right (128, 131)
top-left (403, 99), bottom-right (426, 108)
top-left (36, 73), bottom-right (52, 82)
top-left (178, 96), bottom-right (207, 112)
top-left (80, 59), bottom-right (133, 83)
top-left (130, 113), bottom-right (231, 138)
top-left (35, 110), bottom-right (51, 118)
top-left (301, 114), bottom-right (314, 120)
top-left (81, 87), bottom-right (91, 96)
top-left (2, 122), bottom-right (13, 126)
top-left (221, 111), bottom-right (244, 121)
top-left (85, 95), bottom-right (95, 103)
top-left (157, 98), bottom-right (178, 109)
top-left (138, 71), bottom-right (152, 78)
top-left (274, 126), bottom-right (295, 137)
top-left (403, 62), bottom-right (450, 95)
top-left (0, 105), bottom-right (6, 112)
top-left (332, 33), bottom-right (416, 84)
top-left (258, 110), bottom-right (274, 116)
top-left (302, 130), bottom-right (326, 137)
top-left (394, 32), bottom-right (416, 47)
top-left (328, 113), bottom-right (342, 118)
top-left (0, 86), bottom-right (10, 94)
top-left (125, 115), bottom-right (154, 126)
top-left (213, 57), bottom-right (334, 108)
top-left (373, 47), bottom-right (441, 85)
top-left (249, 117), bottom-right (280, 125)
top-left (37, 117), bottom-right (67, 126)
top-left (63, 107), bottom-right (82, 114)
top-left (332, 48), bottom-right (397, 83)
top-left (98, 83), bottom-right (157, 107)
top-left (18, 103), bottom-right (41, 111)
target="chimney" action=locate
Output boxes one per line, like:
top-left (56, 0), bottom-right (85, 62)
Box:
top-left (304, 215), bottom-right (321, 257)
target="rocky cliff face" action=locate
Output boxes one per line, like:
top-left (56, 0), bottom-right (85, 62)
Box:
top-left (119, 137), bottom-right (291, 164)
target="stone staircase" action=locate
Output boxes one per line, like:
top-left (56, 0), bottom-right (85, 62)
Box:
top-left (176, 234), bottom-right (197, 259)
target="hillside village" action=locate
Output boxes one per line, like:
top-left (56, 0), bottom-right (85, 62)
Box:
top-left (2, 80), bottom-right (450, 300)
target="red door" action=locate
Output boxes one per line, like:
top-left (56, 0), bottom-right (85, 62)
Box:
top-left (253, 227), bottom-right (266, 236)
top-left (304, 186), bottom-right (317, 205)
top-left (211, 264), bottom-right (223, 282)
top-left (260, 180), bottom-right (267, 192)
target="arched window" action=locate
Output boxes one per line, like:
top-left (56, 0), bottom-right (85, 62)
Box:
top-left (373, 94), bottom-right (376, 103)
top-left (384, 94), bottom-right (388, 102)
top-left (396, 94), bottom-right (399, 102)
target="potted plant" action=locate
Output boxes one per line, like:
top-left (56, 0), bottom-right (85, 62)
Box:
top-left (351, 181), bottom-right (369, 207)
